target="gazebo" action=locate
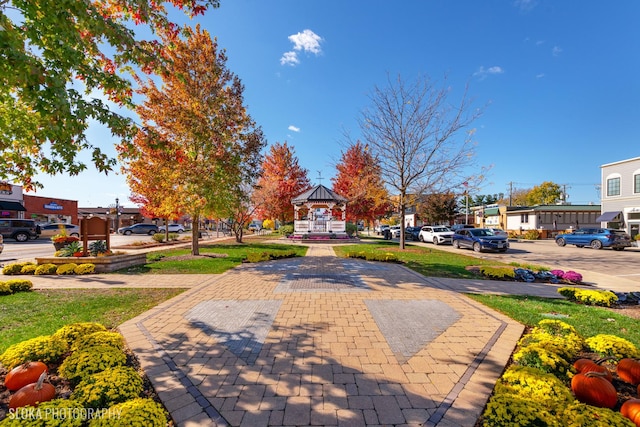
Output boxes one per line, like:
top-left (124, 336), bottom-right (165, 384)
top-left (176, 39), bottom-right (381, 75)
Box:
top-left (291, 184), bottom-right (348, 237)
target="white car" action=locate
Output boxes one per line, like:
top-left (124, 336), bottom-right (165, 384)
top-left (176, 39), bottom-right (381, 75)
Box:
top-left (158, 224), bottom-right (185, 233)
top-left (418, 225), bottom-right (454, 245)
top-left (389, 225), bottom-right (401, 238)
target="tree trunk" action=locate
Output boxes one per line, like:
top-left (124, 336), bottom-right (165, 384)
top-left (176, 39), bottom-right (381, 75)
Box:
top-left (191, 215), bottom-right (200, 255)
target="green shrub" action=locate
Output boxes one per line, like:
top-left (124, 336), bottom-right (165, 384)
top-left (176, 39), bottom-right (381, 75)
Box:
top-left (88, 240), bottom-right (108, 256)
top-left (58, 345), bottom-right (127, 385)
top-left (0, 282), bottom-right (12, 296)
top-left (152, 233), bottom-right (165, 243)
top-left (6, 279), bottom-right (33, 292)
top-left (246, 252), bottom-right (270, 263)
top-left (2, 262), bottom-right (35, 275)
top-left (0, 335), bottom-right (67, 370)
top-left (20, 264), bottom-right (37, 275)
top-left (346, 222), bottom-right (357, 236)
top-left (56, 263), bottom-right (78, 275)
top-left (52, 322), bottom-right (108, 350)
top-left (88, 398), bottom-right (168, 427)
top-left (71, 331), bottom-right (125, 352)
top-left (167, 232), bottom-right (179, 241)
top-left (35, 263), bottom-right (59, 275)
top-left (74, 263), bottom-right (96, 275)
top-left (479, 266), bottom-right (516, 280)
top-left (344, 250), bottom-right (400, 263)
top-left (482, 393), bottom-right (557, 426)
top-left (72, 366), bottom-right (144, 408)
top-left (279, 224), bottom-right (293, 235)
top-left (585, 334), bottom-right (640, 359)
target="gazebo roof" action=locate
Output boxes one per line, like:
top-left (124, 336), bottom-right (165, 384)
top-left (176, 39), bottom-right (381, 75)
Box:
top-left (291, 184), bottom-right (347, 205)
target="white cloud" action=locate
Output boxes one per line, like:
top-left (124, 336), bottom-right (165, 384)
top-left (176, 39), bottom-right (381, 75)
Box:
top-left (552, 46), bottom-right (563, 57)
top-left (473, 66), bottom-right (505, 80)
top-left (288, 125), bottom-right (300, 132)
top-left (280, 51), bottom-right (299, 66)
top-left (280, 29), bottom-right (323, 66)
top-left (536, 73), bottom-right (545, 79)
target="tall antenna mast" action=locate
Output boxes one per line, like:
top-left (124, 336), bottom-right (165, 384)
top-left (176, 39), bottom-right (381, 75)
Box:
top-left (317, 170), bottom-right (323, 185)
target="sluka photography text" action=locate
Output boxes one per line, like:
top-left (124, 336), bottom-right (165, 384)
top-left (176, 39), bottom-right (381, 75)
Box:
top-left (8, 406), bottom-right (122, 421)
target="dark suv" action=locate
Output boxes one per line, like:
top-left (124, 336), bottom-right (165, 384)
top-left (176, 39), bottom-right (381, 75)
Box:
top-left (0, 218), bottom-right (41, 242)
top-left (117, 223), bottom-right (159, 235)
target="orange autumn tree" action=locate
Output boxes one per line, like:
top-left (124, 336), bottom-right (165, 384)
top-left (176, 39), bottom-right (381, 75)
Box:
top-left (332, 141), bottom-right (391, 230)
top-left (253, 142), bottom-right (311, 226)
top-left (122, 25), bottom-right (265, 254)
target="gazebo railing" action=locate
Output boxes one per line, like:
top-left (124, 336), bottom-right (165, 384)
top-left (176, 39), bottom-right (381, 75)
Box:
top-left (294, 220), bottom-right (346, 233)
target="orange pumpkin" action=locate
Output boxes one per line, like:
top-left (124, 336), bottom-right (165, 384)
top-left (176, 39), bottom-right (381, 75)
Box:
top-left (580, 362), bottom-right (613, 382)
top-left (618, 359), bottom-right (640, 385)
top-left (621, 399), bottom-right (640, 426)
top-left (4, 361), bottom-right (48, 391)
top-left (8, 372), bottom-right (56, 410)
top-left (574, 358), bottom-right (598, 372)
top-left (571, 371), bottom-right (618, 409)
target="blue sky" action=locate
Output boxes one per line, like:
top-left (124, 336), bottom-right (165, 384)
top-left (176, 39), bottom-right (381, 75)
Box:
top-left (28, 0), bottom-right (640, 208)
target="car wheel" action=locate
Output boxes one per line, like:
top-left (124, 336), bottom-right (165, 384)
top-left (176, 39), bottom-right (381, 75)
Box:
top-left (556, 238), bottom-right (566, 247)
top-left (14, 232), bottom-right (29, 242)
top-left (177, 230), bottom-right (184, 233)
top-left (590, 240), bottom-right (603, 250)
top-left (124, 230), bottom-right (132, 235)
top-left (433, 238), bottom-right (439, 245)
top-left (149, 230), bottom-right (157, 235)
top-left (453, 240), bottom-right (460, 249)
top-left (418, 235), bottom-right (424, 242)
top-left (473, 242), bottom-right (482, 252)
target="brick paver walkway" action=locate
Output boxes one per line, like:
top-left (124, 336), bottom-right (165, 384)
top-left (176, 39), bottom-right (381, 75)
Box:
top-left (118, 245), bottom-right (525, 426)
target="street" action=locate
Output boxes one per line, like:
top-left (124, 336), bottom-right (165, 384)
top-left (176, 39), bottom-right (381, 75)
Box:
top-left (0, 234), bottom-right (157, 264)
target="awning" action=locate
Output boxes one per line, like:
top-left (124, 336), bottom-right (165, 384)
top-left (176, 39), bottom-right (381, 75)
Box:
top-left (595, 211), bottom-right (621, 222)
top-left (0, 201), bottom-right (26, 211)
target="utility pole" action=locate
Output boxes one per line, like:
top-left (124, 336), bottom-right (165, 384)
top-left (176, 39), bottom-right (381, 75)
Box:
top-left (508, 182), bottom-right (513, 207)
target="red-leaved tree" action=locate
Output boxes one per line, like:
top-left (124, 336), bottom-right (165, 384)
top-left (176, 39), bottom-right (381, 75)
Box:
top-left (332, 141), bottom-right (391, 228)
top-left (253, 142), bottom-right (311, 225)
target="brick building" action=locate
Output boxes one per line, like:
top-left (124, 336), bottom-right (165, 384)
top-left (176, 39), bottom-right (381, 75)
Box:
top-left (23, 195), bottom-right (78, 224)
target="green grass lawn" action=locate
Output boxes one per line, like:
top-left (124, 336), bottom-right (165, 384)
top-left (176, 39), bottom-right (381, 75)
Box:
top-left (124, 242), bottom-right (308, 274)
top-left (334, 241), bottom-right (517, 278)
top-left (0, 288), bottom-right (186, 353)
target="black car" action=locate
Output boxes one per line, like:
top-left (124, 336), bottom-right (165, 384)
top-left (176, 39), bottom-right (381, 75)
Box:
top-left (404, 226), bottom-right (421, 241)
top-left (452, 228), bottom-right (509, 253)
top-left (117, 223), bottom-right (159, 235)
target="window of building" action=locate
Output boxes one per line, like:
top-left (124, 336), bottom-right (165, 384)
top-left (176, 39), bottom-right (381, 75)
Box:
top-left (635, 174), bottom-right (640, 194)
top-left (521, 213), bottom-right (529, 223)
top-left (607, 177), bottom-right (620, 197)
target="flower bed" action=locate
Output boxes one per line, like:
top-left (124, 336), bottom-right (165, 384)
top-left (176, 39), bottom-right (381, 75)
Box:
top-left (34, 253), bottom-right (148, 274)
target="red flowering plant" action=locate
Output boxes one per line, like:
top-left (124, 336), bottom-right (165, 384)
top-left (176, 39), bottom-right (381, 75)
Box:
top-left (51, 226), bottom-right (80, 245)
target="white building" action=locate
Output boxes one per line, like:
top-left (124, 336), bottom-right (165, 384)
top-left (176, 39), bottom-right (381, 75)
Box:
top-left (599, 156), bottom-right (640, 239)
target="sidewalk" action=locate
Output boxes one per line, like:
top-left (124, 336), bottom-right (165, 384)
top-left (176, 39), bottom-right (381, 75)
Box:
top-left (17, 240), bottom-right (634, 426)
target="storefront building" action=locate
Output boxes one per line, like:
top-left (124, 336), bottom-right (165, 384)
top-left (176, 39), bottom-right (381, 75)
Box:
top-left (23, 195), bottom-right (78, 224)
top-left (0, 182), bottom-right (27, 218)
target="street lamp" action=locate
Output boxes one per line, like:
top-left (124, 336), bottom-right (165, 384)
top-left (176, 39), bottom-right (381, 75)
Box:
top-left (115, 198), bottom-right (120, 231)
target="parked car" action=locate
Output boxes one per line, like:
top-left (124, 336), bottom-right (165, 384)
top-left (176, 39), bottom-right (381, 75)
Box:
top-left (39, 223), bottom-right (80, 238)
top-left (248, 223), bottom-right (261, 232)
top-left (405, 226), bottom-right (422, 241)
top-left (0, 218), bottom-right (40, 242)
top-left (487, 227), bottom-right (508, 237)
top-left (419, 225), bottom-right (454, 245)
top-left (386, 225), bottom-right (398, 238)
top-left (375, 224), bottom-right (390, 235)
top-left (452, 228), bottom-right (509, 253)
top-left (450, 224), bottom-right (475, 232)
top-left (555, 228), bottom-right (632, 250)
top-left (117, 223), bottom-right (159, 235)
top-left (158, 224), bottom-right (185, 233)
